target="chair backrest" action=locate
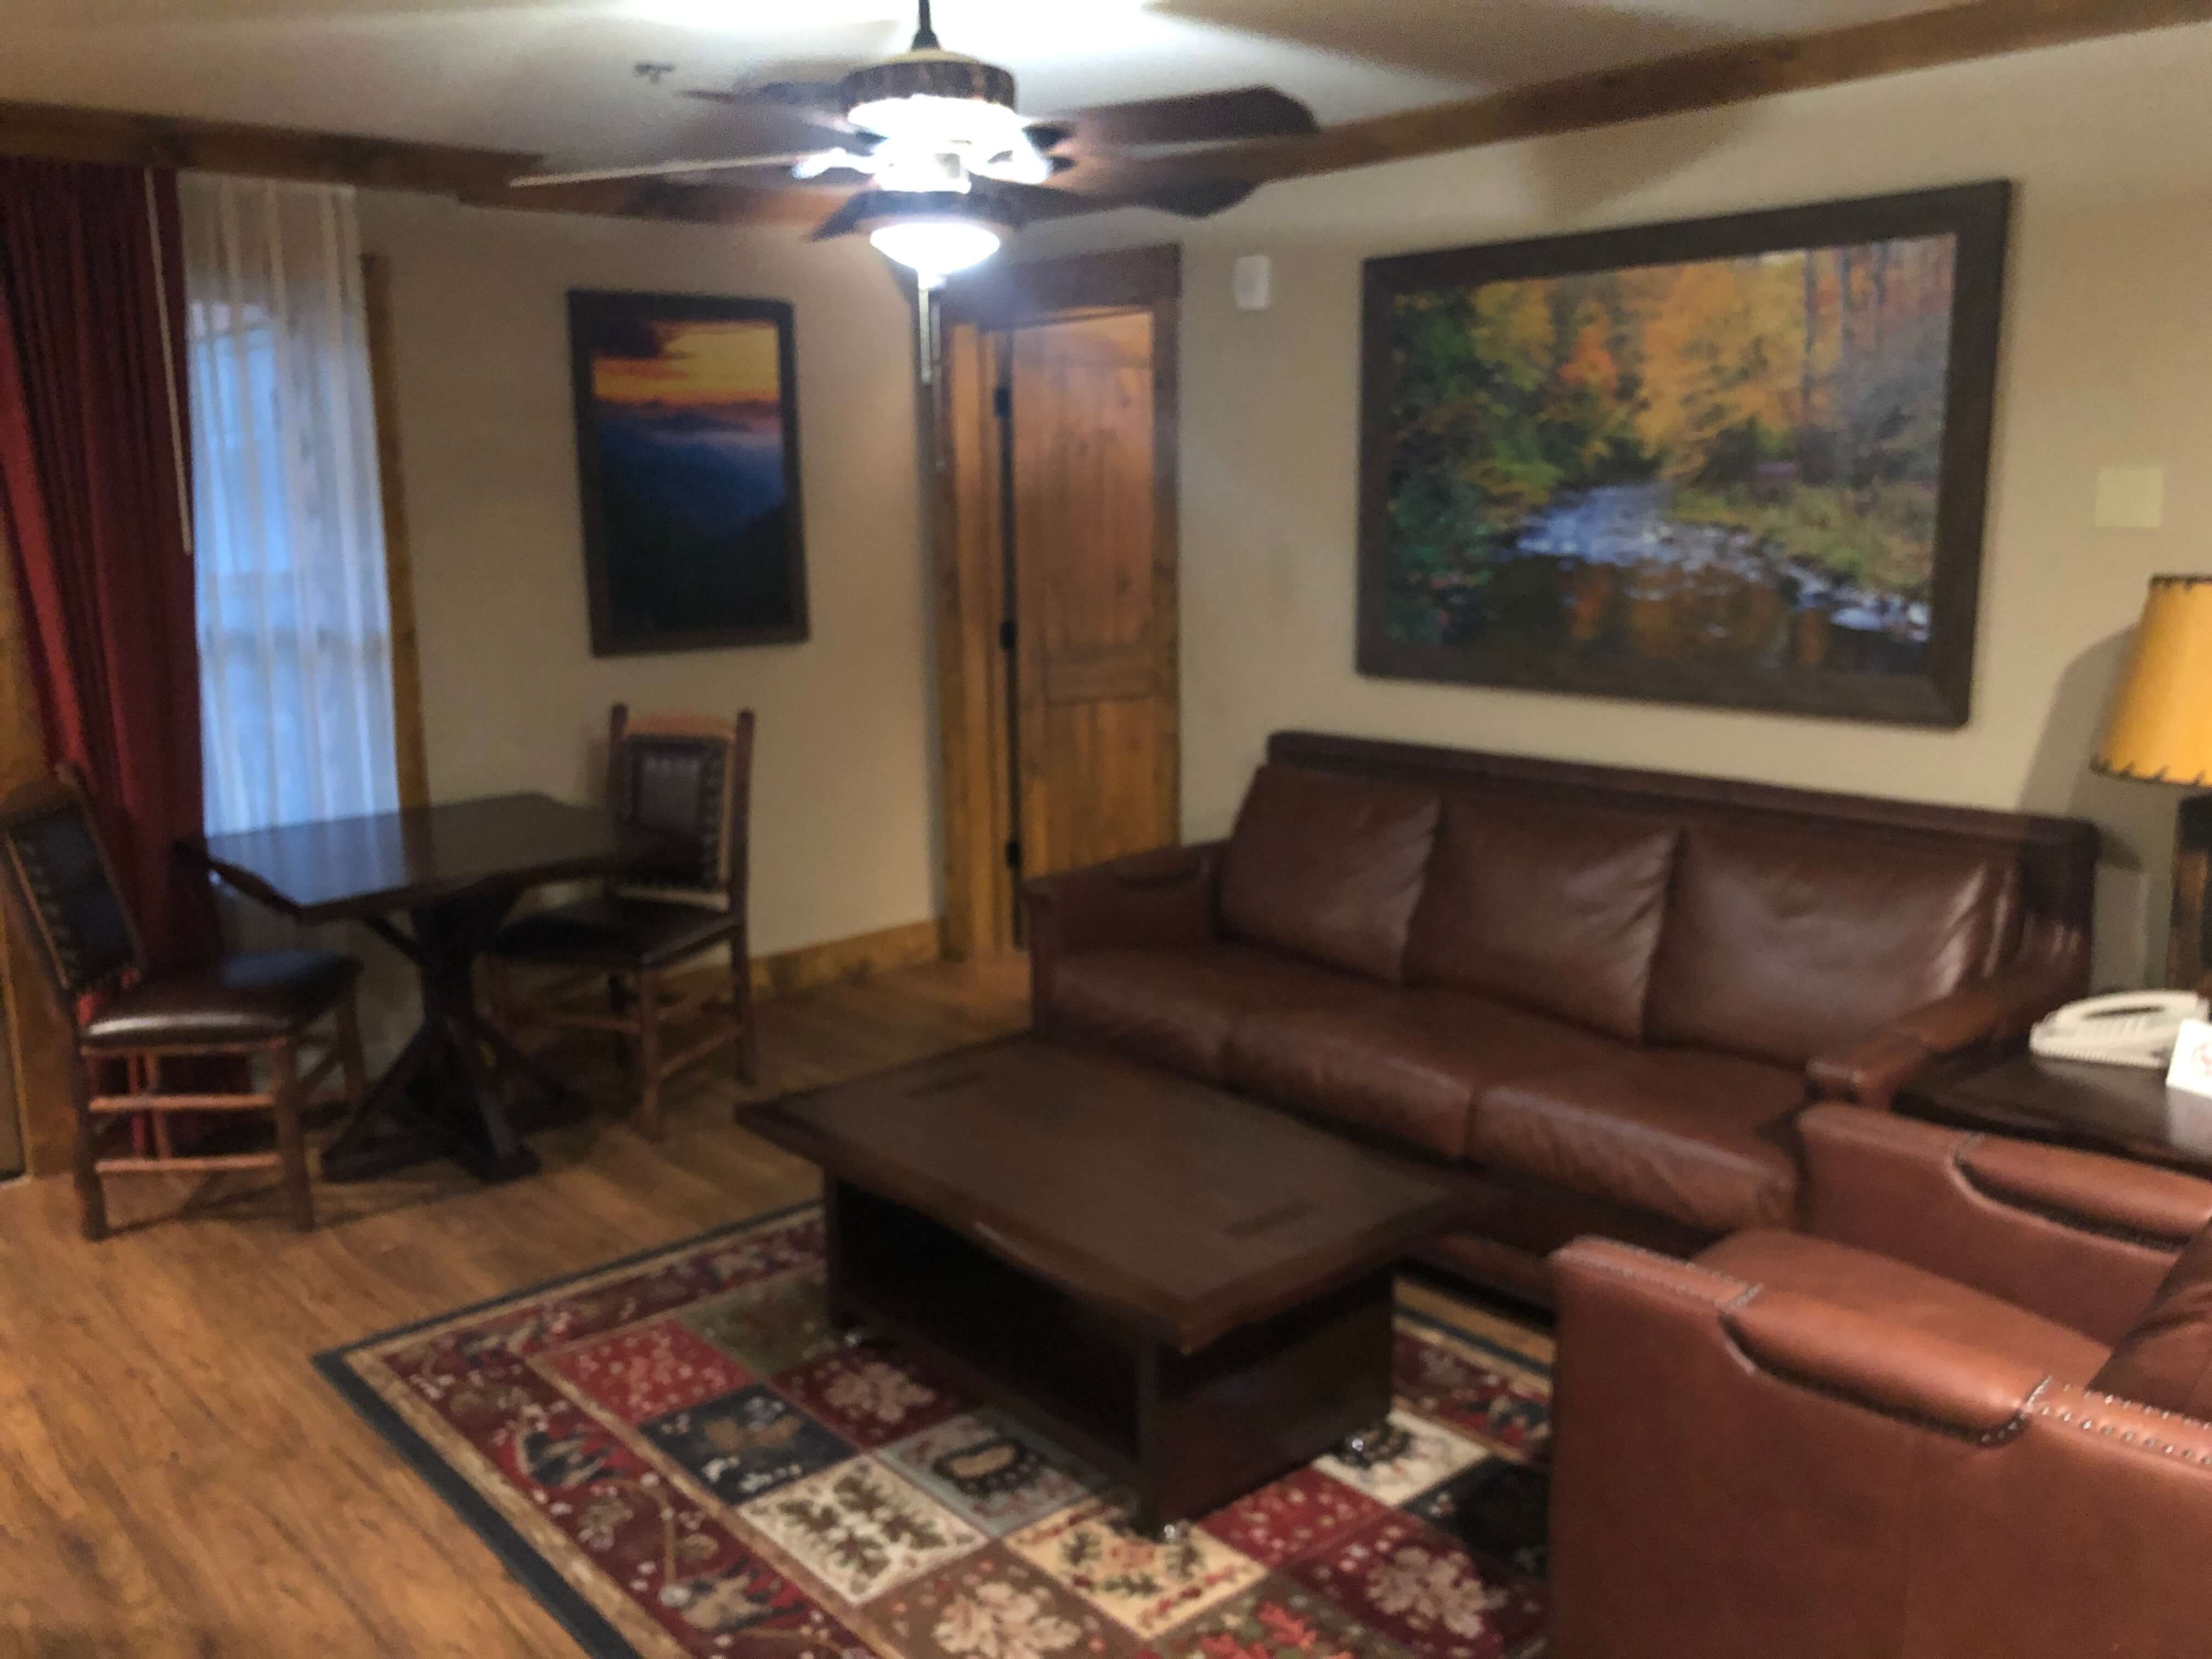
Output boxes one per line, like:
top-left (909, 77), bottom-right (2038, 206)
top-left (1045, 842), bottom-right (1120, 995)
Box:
top-left (0, 770), bottom-right (145, 1012)
top-left (604, 704), bottom-right (754, 902)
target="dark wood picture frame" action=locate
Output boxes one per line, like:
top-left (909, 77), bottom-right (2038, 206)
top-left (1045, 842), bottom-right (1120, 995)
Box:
top-left (1358, 180), bottom-right (2012, 727)
top-left (568, 290), bottom-right (810, 657)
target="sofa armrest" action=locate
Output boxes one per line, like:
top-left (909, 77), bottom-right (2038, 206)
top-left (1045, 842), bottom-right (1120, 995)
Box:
top-left (1801, 1103), bottom-right (2207, 1345)
top-left (1549, 1237), bottom-right (2037, 1658)
top-left (1805, 941), bottom-right (2085, 1112)
top-left (1023, 842), bottom-right (1222, 1034)
top-left (1549, 1236), bottom-right (2212, 1659)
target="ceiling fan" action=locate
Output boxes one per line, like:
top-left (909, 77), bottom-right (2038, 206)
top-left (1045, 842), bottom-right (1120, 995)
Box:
top-left (516, 0), bottom-right (1316, 283)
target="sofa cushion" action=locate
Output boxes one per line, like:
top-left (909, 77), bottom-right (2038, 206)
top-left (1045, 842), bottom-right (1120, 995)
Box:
top-left (2092, 1224), bottom-right (2212, 1414)
top-left (1406, 798), bottom-right (1679, 1041)
top-left (1224, 990), bottom-right (1623, 1160)
top-left (1701, 1229), bottom-right (2111, 1385)
top-left (1218, 764), bottom-right (1441, 984)
top-left (1646, 822), bottom-right (2008, 1066)
top-left (1047, 943), bottom-right (1385, 1083)
top-left (1471, 1049), bottom-right (1804, 1234)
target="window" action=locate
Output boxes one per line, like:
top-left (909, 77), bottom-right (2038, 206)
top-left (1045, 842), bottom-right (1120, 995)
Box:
top-left (182, 176), bottom-right (398, 836)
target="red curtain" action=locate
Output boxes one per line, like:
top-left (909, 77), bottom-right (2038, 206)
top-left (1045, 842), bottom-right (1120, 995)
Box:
top-left (0, 157), bottom-right (211, 974)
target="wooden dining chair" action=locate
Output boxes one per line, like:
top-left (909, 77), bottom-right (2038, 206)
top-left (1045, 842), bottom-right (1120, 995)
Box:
top-left (0, 770), bottom-right (368, 1239)
top-left (486, 706), bottom-right (757, 1138)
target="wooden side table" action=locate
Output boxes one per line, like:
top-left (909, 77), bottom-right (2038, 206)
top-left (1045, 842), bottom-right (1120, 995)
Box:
top-left (1896, 1049), bottom-right (2212, 1177)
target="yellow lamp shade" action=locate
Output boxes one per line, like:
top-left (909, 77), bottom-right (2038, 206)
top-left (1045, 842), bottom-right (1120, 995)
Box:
top-left (2094, 576), bottom-right (2212, 786)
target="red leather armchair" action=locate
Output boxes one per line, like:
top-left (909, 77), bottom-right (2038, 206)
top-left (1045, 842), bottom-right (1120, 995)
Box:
top-left (1549, 1104), bottom-right (2212, 1659)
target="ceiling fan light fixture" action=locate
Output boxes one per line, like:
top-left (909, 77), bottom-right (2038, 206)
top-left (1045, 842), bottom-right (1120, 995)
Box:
top-left (870, 217), bottom-right (1002, 287)
top-left (847, 85), bottom-right (1029, 152)
top-left (858, 189), bottom-right (1020, 288)
top-left (872, 145), bottom-right (972, 194)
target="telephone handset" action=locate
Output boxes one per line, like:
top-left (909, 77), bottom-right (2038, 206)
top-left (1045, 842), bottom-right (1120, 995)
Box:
top-left (2029, 991), bottom-right (2208, 1069)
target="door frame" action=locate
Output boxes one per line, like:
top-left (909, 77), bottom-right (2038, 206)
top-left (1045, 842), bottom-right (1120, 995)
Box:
top-left (931, 244), bottom-right (1182, 960)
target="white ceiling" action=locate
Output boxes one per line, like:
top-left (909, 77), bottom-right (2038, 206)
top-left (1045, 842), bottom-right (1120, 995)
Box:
top-left (4, 0), bottom-right (1958, 172)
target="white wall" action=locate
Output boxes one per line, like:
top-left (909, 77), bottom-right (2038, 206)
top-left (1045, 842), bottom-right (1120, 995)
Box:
top-left (1020, 24), bottom-right (2212, 986)
top-left (356, 194), bottom-right (940, 959)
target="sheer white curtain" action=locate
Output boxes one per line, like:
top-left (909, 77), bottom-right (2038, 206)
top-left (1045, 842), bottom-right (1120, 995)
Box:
top-left (182, 175), bottom-right (398, 836)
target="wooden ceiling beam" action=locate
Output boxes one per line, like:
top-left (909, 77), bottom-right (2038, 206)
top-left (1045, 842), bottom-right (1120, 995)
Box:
top-left (1165, 0), bottom-right (2212, 187)
top-left (0, 98), bottom-right (534, 197)
top-left (2, 0), bottom-right (2207, 229)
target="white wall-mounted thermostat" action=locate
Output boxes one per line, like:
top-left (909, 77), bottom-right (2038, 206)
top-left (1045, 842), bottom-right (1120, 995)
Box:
top-left (1233, 255), bottom-right (1272, 312)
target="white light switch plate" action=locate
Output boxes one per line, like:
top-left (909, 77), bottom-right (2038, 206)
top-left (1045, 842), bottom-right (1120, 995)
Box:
top-left (1233, 255), bottom-right (1272, 311)
top-left (2096, 465), bottom-right (2165, 530)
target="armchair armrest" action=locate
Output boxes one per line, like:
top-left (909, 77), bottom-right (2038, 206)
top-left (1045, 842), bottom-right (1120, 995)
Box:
top-left (1023, 842), bottom-right (1222, 1035)
top-left (1549, 1235), bottom-right (2212, 1659)
top-left (1805, 934), bottom-right (2085, 1112)
top-left (1801, 1103), bottom-right (2209, 1345)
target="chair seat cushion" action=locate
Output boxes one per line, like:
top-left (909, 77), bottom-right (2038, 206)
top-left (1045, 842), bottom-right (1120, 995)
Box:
top-left (1471, 1048), bottom-right (1805, 1234)
top-left (1700, 1228), bottom-right (2113, 1384)
top-left (1224, 991), bottom-right (1622, 1160)
top-left (1047, 944), bottom-right (1386, 1082)
top-left (491, 895), bottom-right (741, 970)
top-left (82, 950), bottom-right (360, 1048)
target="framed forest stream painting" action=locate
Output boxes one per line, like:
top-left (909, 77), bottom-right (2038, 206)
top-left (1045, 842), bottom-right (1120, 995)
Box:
top-left (1358, 182), bottom-right (2011, 725)
top-left (569, 290), bottom-right (809, 656)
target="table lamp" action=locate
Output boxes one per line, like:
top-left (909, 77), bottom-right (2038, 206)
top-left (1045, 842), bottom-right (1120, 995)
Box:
top-left (2092, 574), bottom-right (2212, 989)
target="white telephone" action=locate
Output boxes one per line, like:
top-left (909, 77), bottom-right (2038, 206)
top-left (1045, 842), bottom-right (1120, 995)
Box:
top-left (2029, 992), bottom-right (2208, 1069)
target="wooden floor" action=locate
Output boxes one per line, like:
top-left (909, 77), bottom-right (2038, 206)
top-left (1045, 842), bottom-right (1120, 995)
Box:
top-left (0, 954), bottom-right (1029, 1658)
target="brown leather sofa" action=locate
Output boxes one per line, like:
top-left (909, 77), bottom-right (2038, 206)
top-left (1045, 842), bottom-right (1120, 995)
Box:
top-left (1550, 1104), bottom-right (2212, 1658)
top-left (1025, 731), bottom-right (2097, 1300)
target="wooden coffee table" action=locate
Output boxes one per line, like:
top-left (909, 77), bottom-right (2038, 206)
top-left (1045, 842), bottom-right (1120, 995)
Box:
top-left (745, 1036), bottom-right (1464, 1533)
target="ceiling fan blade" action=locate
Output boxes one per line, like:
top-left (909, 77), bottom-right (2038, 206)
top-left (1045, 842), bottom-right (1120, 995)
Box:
top-left (1041, 86), bottom-right (1317, 149)
top-left (810, 191), bottom-right (881, 242)
top-left (518, 154), bottom-right (844, 189)
top-left (995, 170), bottom-right (1256, 221)
top-left (749, 80), bottom-right (849, 110)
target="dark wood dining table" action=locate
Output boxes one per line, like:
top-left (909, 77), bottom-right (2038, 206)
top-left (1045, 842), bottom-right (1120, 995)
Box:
top-left (188, 792), bottom-right (670, 1185)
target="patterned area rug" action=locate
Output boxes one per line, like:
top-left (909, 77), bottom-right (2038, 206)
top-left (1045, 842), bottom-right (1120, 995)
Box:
top-left (318, 1202), bottom-right (1554, 1659)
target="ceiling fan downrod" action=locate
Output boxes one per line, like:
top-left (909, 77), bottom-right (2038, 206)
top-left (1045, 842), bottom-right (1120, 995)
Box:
top-left (912, 0), bottom-right (940, 52)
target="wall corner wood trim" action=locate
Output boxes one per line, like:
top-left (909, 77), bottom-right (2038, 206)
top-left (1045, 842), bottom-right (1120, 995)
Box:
top-left (362, 253), bottom-right (432, 812)
top-left (932, 324), bottom-right (1015, 961)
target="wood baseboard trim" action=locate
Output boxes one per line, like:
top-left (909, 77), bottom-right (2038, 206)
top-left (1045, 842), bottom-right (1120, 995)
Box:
top-left (748, 919), bottom-right (944, 1002)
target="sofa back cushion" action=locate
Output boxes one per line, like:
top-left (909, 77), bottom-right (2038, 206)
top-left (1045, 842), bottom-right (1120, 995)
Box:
top-left (2094, 1226), bottom-right (2212, 1416)
top-left (1646, 822), bottom-right (2010, 1066)
top-left (1219, 764), bottom-right (1441, 983)
top-left (1406, 798), bottom-right (1680, 1040)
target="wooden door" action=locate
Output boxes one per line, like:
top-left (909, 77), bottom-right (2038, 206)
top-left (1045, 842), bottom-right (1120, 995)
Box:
top-left (1005, 309), bottom-right (1178, 884)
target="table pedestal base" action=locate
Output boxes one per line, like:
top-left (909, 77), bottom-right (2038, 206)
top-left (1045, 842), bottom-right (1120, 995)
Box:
top-left (320, 891), bottom-right (590, 1184)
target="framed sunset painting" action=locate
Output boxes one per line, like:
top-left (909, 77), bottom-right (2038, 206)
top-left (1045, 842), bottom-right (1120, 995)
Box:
top-left (568, 290), bottom-right (809, 656)
top-left (1358, 181), bottom-right (2011, 726)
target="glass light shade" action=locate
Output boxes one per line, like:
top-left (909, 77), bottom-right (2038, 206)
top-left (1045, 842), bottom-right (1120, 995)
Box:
top-left (2094, 575), bottom-right (2212, 785)
top-left (869, 217), bottom-right (1003, 285)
